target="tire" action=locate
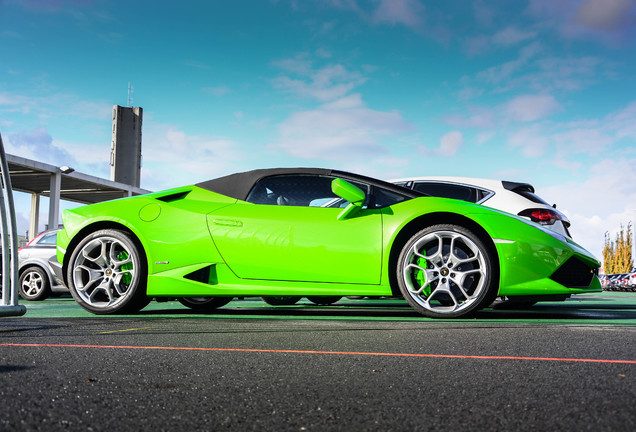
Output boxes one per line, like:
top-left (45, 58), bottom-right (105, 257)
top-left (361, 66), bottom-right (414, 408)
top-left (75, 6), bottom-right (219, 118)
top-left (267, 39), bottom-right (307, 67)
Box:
top-left (18, 266), bottom-right (51, 301)
top-left (66, 229), bottom-right (150, 314)
top-left (178, 297), bottom-right (232, 311)
top-left (492, 297), bottom-right (537, 309)
top-left (397, 224), bottom-right (497, 318)
top-left (260, 296), bottom-right (302, 306)
top-left (306, 296), bottom-right (342, 305)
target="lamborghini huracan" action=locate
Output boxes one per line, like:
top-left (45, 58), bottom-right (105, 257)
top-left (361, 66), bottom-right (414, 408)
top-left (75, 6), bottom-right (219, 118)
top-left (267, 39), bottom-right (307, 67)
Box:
top-left (53, 168), bottom-right (601, 318)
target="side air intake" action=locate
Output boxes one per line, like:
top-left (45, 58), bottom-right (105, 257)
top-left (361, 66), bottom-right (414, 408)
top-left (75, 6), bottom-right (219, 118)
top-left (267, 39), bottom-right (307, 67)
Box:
top-left (156, 191), bottom-right (190, 203)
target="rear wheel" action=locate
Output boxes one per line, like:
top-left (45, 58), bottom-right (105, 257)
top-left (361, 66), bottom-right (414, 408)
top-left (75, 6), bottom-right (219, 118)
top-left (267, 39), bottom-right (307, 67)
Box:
top-left (19, 266), bottom-right (51, 301)
top-left (178, 297), bottom-right (232, 311)
top-left (397, 224), bottom-right (497, 318)
top-left (260, 296), bottom-right (302, 306)
top-left (67, 229), bottom-right (150, 314)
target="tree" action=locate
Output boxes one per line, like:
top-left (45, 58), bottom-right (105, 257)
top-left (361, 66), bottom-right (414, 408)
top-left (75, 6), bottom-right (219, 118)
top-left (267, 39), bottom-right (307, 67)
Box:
top-left (602, 231), bottom-right (615, 274)
top-left (603, 222), bottom-right (633, 273)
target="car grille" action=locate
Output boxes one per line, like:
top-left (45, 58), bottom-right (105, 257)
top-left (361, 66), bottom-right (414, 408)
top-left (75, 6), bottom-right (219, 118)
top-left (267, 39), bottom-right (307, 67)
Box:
top-left (550, 257), bottom-right (597, 288)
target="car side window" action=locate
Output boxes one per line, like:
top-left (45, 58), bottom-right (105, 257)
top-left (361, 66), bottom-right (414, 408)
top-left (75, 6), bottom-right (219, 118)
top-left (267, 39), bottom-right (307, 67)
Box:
top-left (412, 182), bottom-right (479, 203)
top-left (37, 232), bottom-right (58, 245)
top-left (246, 175), bottom-right (369, 207)
top-left (369, 187), bottom-right (408, 208)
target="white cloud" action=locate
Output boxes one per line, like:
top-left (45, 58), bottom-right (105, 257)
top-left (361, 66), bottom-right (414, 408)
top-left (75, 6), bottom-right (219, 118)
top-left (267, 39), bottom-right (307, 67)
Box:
top-left (492, 26), bottom-right (537, 46)
top-left (437, 131), bottom-right (463, 156)
top-left (473, 42), bottom-right (542, 86)
top-left (527, 0), bottom-right (636, 44)
top-left (0, 90), bottom-right (112, 121)
top-left (445, 108), bottom-right (495, 128)
top-left (3, 126), bottom-right (111, 178)
top-left (540, 157), bottom-right (636, 262)
top-left (464, 26), bottom-right (537, 56)
top-left (270, 93), bottom-right (413, 161)
top-left (5, 127), bottom-right (69, 164)
top-left (141, 124), bottom-right (246, 190)
top-left (573, 0), bottom-right (634, 31)
top-left (507, 126), bottom-right (550, 157)
top-left (551, 128), bottom-right (614, 156)
top-left (607, 100), bottom-right (636, 140)
top-left (372, 0), bottom-right (425, 29)
top-left (271, 60), bottom-right (367, 102)
top-left (504, 94), bottom-right (561, 122)
top-left (419, 131), bottom-right (463, 158)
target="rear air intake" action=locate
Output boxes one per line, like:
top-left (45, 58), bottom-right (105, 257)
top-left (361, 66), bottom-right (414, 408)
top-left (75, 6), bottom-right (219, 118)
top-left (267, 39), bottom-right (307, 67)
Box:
top-left (550, 257), bottom-right (597, 288)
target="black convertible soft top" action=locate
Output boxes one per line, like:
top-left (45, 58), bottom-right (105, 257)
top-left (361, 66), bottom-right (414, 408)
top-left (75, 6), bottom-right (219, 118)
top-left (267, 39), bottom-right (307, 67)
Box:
top-left (195, 168), bottom-right (424, 201)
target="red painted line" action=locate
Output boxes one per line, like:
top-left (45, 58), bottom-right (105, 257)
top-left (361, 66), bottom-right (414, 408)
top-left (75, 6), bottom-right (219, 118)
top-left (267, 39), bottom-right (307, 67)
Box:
top-left (2, 343), bottom-right (635, 364)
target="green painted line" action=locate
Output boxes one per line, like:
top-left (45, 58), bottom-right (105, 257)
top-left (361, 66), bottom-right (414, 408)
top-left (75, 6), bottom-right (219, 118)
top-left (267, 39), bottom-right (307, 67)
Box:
top-left (8, 292), bottom-right (636, 326)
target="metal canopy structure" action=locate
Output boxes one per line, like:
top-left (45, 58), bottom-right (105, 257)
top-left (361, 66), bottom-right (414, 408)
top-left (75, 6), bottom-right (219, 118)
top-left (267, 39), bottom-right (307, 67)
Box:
top-left (6, 154), bottom-right (151, 238)
top-left (7, 154), bottom-right (149, 203)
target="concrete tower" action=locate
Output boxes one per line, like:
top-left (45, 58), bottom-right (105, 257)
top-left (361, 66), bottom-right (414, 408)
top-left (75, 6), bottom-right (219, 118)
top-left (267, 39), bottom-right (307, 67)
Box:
top-left (110, 105), bottom-right (142, 187)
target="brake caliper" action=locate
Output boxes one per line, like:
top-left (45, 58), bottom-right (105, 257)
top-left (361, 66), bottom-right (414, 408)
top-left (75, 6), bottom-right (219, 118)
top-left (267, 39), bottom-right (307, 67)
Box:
top-left (117, 251), bottom-right (133, 285)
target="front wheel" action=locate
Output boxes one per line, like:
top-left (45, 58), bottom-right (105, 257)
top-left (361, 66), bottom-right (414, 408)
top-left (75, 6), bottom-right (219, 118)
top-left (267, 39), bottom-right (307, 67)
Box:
top-left (19, 266), bottom-right (51, 301)
top-left (67, 229), bottom-right (150, 314)
top-left (178, 297), bottom-right (232, 311)
top-left (397, 224), bottom-right (497, 318)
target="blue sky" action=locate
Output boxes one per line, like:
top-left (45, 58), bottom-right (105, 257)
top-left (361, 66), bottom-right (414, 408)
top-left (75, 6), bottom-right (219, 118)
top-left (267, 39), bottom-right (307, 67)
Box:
top-left (1, 0), bottom-right (635, 261)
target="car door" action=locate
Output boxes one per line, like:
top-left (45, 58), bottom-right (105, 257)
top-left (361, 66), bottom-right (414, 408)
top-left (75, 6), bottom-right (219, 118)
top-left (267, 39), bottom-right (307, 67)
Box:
top-left (207, 174), bottom-right (383, 284)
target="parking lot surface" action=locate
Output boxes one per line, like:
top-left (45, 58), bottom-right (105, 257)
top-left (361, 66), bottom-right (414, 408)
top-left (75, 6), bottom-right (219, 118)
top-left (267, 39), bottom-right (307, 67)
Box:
top-left (1, 293), bottom-right (635, 431)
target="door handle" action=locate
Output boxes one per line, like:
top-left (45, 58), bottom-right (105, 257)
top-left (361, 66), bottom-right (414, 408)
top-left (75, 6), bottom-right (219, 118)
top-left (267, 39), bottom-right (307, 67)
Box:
top-left (211, 219), bottom-right (243, 227)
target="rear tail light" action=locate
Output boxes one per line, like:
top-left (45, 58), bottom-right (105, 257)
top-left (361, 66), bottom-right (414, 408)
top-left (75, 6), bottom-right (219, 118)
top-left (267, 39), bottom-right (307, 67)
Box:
top-left (518, 208), bottom-right (563, 226)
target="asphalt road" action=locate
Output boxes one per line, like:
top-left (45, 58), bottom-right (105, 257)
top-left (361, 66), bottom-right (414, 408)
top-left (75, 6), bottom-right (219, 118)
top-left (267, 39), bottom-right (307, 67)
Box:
top-left (1, 294), bottom-right (635, 431)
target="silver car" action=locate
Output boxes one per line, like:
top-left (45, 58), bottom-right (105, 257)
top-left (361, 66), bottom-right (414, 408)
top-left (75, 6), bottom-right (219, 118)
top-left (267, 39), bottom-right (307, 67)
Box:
top-left (18, 229), bottom-right (67, 300)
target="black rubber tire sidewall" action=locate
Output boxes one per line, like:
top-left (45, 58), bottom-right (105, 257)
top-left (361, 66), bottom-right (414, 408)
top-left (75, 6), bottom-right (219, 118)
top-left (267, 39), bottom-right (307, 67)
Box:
top-left (66, 229), bottom-right (149, 315)
top-left (18, 266), bottom-right (51, 301)
top-left (260, 296), bottom-right (302, 306)
top-left (396, 224), bottom-right (496, 319)
top-left (306, 296), bottom-right (342, 305)
top-left (178, 297), bottom-right (233, 311)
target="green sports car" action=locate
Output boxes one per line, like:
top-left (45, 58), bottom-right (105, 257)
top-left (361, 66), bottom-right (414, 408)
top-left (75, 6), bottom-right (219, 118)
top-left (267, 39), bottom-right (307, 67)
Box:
top-left (54, 168), bottom-right (601, 318)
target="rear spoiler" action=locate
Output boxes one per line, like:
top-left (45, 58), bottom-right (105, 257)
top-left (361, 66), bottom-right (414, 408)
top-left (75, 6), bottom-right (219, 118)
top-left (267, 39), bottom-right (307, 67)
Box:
top-left (502, 181), bottom-right (535, 194)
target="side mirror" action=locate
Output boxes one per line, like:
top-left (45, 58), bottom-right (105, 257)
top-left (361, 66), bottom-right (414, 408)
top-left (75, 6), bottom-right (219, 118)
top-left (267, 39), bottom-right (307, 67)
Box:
top-left (331, 178), bottom-right (365, 220)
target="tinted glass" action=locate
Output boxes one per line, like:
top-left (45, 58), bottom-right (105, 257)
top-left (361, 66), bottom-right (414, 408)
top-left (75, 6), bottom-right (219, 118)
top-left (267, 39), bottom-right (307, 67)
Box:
top-left (515, 190), bottom-right (551, 205)
top-left (37, 232), bottom-right (58, 245)
top-left (246, 175), bottom-right (370, 207)
top-left (412, 182), bottom-right (478, 203)
top-left (370, 187), bottom-right (408, 208)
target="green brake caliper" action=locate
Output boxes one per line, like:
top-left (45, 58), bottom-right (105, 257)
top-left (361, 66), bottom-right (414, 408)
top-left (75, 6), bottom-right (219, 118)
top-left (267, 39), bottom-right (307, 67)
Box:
top-left (415, 254), bottom-right (431, 297)
top-left (117, 251), bottom-right (133, 285)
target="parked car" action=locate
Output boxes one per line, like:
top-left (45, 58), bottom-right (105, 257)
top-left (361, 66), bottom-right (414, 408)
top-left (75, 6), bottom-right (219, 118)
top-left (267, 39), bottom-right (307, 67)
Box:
top-left (53, 167), bottom-right (601, 318)
top-left (602, 272), bottom-right (636, 291)
top-left (629, 272), bottom-right (636, 291)
top-left (18, 229), bottom-right (67, 300)
top-left (389, 177), bottom-right (572, 239)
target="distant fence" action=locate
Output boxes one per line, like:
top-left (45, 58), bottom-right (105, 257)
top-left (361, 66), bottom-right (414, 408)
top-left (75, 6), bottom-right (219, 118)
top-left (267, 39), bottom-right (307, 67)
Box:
top-left (0, 133), bottom-right (26, 316)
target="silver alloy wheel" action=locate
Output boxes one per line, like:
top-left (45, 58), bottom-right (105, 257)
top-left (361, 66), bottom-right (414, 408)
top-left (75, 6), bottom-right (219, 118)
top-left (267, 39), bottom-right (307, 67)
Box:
top-left (401, 230), bottom-right (487, 315)
top-left (22, 270), bottom-right (44, 296)
top-left (20, 268), bottom-right (48, 299)
top-left (72, 235), bottom-right (137, 309)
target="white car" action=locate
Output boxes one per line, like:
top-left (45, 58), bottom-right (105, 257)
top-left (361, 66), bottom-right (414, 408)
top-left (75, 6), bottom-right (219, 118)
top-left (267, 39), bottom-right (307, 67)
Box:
top-left (390, 177), bottom-right (572, 239)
